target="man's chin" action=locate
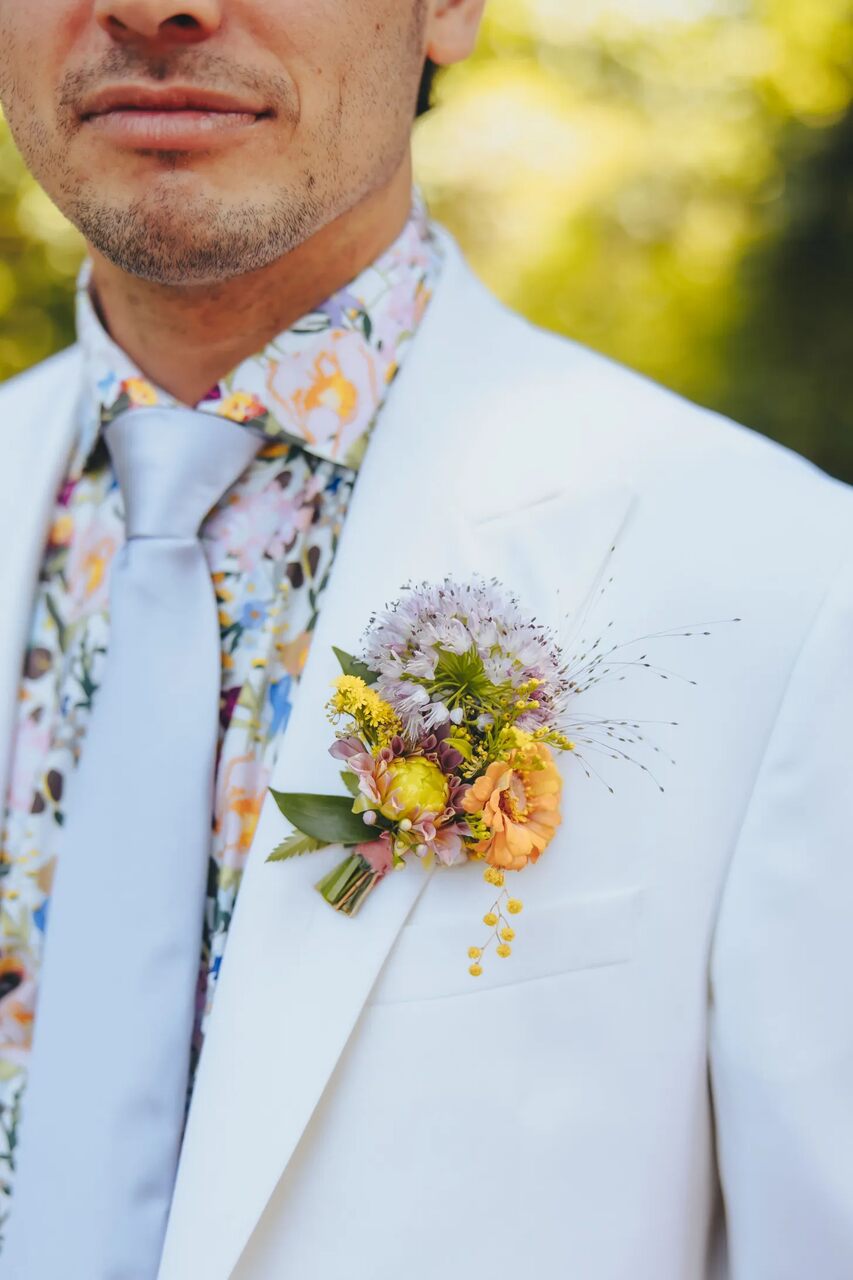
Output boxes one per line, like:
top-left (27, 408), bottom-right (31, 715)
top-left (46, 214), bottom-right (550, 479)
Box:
top-left (72, 204), bottom-right (305, 286)
top-left (85, 240), bottom-right (260, 286)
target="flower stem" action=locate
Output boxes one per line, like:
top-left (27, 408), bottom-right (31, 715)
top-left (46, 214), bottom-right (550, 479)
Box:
top-left (315, 852), bottom-right (382, 916)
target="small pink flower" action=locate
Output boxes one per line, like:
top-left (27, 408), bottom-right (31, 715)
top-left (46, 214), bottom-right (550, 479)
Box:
top-left (407, 813), bottom-right (468, 867)
top-left (358, 836), bottom-right (394, 879)
top-left (331, 737), bottom-right (404, 812)
top-left (428, 825), bottom-right (467, 867)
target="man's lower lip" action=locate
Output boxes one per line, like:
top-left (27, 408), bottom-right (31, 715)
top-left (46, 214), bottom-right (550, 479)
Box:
top-left (83, 109), bottom-right (265, 149)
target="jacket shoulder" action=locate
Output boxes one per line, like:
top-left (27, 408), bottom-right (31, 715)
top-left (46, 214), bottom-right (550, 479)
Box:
top-left (0, 344), bottom-right (83, 422)
top-left (464, 282), bottom-right (850, 517)
top-left (433, 250), bottom-right (853, 602)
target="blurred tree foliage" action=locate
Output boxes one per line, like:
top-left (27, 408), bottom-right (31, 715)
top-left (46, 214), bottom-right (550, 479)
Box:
top-left (414, 0), bottom-right (853, 480)
top-left (0, 128), bottom-right (81, 375)
top-left (0, 0), bottom-right (850, 479)
top-left (718, 104), bottom-right (852, 480)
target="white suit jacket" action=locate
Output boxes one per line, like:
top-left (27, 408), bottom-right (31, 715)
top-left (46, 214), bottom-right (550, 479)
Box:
top-left (1, 229), bottom-right (851, 1279)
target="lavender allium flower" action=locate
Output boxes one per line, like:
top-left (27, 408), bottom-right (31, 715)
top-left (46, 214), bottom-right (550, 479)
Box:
top-left (361, 578), bottom-right (569, 739)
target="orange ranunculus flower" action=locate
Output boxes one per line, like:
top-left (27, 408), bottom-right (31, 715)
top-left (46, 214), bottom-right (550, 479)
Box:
top-left (463, 742), bottom-right (562, 871)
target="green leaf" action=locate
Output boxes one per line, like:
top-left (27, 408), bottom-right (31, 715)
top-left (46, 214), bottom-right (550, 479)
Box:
top-left (269, 790), bottom-right (371, 846)
top-left (43, 595), bottom-right (67, 653)
top-left (332, 646), bottom-right (379, 686)
top-left (340, 770), bottom-right (362, 798)
top-left (266, 832), bottom-right (328, 863)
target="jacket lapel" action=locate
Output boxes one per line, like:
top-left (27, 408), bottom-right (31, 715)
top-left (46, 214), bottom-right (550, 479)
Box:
top-left (0, 350), bottom-right (83, 811)
top-left (160, 238), bottom-right (637, 1280)
top-left (158, 308), bottom-right (478, 1280)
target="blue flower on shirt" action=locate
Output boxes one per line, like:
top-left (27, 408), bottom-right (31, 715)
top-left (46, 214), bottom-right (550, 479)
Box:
top-left (239, 601), bottom-right (268, 631)
top-left (268, 676), bottom-right (293, 739)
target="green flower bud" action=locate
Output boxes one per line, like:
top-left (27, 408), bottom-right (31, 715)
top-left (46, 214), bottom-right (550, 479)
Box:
top-left (447, 734), bottom-right (474, 761)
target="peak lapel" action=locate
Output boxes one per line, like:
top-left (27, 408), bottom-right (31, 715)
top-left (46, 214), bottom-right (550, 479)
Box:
top-left (0, 350), bottom-right (82, 810)
top-left (158, 239), bottom-right (638, 1280)
top-left (158, 258), bottom-right (481, 1280)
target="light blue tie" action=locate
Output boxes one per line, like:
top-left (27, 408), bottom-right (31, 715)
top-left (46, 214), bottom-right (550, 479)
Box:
top-left (4, 406), bottom-right (260, 1278)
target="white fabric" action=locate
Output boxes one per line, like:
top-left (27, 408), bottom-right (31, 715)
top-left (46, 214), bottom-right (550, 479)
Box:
top-left (3, 408), bottom-right (259, 1278)
top-left (0, 226), bottom-right (850, 1280)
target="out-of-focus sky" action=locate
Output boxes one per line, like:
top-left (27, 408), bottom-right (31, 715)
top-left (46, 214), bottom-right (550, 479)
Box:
top-left (1, 0), bottom-right (851, 477)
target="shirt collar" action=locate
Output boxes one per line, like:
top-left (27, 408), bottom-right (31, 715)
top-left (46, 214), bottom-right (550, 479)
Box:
top-left (74, 188), bottom-right (442, 477)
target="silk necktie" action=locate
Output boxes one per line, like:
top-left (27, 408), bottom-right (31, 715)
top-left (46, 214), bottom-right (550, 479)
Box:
top-left (4, 406), bottom-right (261, 1278)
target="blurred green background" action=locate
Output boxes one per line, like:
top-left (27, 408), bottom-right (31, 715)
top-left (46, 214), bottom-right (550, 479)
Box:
top-left (1, 0), bottom-right (851, 480)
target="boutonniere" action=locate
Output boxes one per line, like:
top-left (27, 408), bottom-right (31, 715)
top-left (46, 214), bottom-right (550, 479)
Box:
top-left (267, 576), bottom-right (730, 976)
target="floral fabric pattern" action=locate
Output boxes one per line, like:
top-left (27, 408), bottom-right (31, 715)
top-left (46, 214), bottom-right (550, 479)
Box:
top-left (0, 194), bottom-right (441, 1241)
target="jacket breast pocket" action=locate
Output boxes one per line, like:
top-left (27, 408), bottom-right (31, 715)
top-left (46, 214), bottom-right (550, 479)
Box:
top-left (367, 885), bottom-right (643, 1006)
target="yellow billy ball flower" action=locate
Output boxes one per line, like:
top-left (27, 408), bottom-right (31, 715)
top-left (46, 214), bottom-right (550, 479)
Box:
top-left (484, 867), bottom-right (505, 887)
top-left (468, 946), bottom-right (482, 960)
top-left (496, 944), bottom-right (512, 958)
top-left (469, 964), bottom-right (483, 977)
top-left (482, 912), bottom-right (498, 927)
top-left (380, 756), bottom-right (449, 821)
top-left (507, 899), bottom-right (523, 915)
top-left (500, 927), bottom-right (516, 942)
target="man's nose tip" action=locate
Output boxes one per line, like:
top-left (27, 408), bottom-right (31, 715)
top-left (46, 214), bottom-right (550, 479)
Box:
top-left (94, 0), bottom-right (224, 41)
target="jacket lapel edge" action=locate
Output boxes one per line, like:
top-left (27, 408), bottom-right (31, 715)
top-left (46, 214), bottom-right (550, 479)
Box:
top-left (0, 347), bottom-right (84, 810)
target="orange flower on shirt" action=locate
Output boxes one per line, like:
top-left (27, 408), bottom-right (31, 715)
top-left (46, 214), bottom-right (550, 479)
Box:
top-left (49, 513), bottom-right (74, 548)
top-left (67, 525), bottom-right (121, 614)
top-left (0, 953), bottom-right (36, 1066)
top-left (303, 352), bottom-right (358, 423)
top-left (266, 331), bottom-right (379, 459)
top-left (120, 377), bottom-right (158, 407)
top-left (219, 391), bottom-right (268, 424)
top-left (216, 753), bottom-right (270, 865)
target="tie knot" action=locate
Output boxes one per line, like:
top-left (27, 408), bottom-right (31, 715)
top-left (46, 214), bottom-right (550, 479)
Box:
top-left (104, 406), bottom-right (261, 539)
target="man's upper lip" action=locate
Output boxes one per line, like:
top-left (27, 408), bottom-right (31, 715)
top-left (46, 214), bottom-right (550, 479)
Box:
top-left (80, 85), bottom-right (270, 119)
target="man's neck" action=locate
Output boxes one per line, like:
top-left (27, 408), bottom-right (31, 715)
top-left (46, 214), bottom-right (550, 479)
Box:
top-left (85, 160), bottom-right (415, 407)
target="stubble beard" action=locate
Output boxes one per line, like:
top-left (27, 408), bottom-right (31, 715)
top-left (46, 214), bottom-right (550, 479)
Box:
top-left (6, 51), bottom-right (337, 286)
top-left (1, 1), bottom-right (427, 287)
top-left (64, 169), bottom-right (329, 285)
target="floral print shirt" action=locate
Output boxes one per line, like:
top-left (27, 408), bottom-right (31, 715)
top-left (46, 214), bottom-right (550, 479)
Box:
top-left (0, 194), bottom-right (441, 1242)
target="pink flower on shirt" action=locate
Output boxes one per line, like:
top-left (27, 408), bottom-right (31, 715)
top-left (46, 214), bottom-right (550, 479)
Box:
top-left (6, 713), bottom-right (52, 815)
top-left (215, 751), bottom-right (271, 869)
top-left (371, 277), bottom-right (431, 359)
top-left (205, 480), bottom-right (314, 574)
top-left (65, 509), bottom-right (121, 617)
top-left (265, 330), bottom-right (382, 461)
